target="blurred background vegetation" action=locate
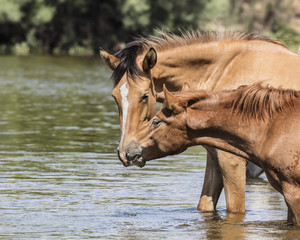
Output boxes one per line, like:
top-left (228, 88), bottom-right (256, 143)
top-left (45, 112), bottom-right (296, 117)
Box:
top-left (0, 0), bottom-right (299, 56)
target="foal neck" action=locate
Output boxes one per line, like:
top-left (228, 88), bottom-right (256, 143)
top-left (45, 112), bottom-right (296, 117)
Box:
top-left (187, 91), bottom-right (270, 162)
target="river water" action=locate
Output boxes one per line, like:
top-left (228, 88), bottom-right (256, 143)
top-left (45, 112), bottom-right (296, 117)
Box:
top-left (0, 56), bottom-right (299, 239)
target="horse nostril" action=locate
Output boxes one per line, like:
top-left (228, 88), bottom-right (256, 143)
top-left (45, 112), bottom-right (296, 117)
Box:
top-left (125, 153), bottom-right (134, 162)
top-left (126, 151), bottom-right (142, 162)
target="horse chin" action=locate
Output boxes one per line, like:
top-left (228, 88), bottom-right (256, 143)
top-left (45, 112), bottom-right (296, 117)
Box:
top-left (130, 156), bottom-right (146, 168)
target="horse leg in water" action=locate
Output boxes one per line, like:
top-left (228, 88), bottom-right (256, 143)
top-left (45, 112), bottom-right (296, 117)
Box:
top-left (198, 147), bottom-right (223, 211)
top-left (282, 182), bottom-right (300, 226)
top-left (198, 148), bottom-right (246, 213)
top-left (217, 150), bottom-right (246, 213)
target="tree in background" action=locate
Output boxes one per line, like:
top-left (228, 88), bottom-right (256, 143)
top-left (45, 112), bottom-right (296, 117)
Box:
top-left (0, 0), bottom-right (124, 54)
top-left (0, 0), bottom-right (299, 55)
top-left (228, 0), bottom-right (300, 49)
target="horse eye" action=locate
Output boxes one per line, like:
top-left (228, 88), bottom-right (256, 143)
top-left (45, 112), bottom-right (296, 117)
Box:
top-left (152, 118), bottom-right (161, 128)
top-left (140, 93), bottom-right (149, 102)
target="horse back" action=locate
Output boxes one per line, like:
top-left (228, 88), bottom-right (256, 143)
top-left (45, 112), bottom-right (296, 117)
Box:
top-left (214, 46), bottom-right (300, 91)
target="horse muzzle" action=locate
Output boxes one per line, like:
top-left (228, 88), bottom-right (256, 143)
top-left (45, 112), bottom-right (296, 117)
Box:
top-left (124, 140), bottom-right (146, 168)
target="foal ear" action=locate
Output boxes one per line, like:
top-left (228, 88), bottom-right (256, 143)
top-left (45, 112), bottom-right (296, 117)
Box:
top-left (163, 85), bottom-right (176, 109)
top-left (181, 82), bottom-right (190, 92)
top-left (142, 48), bottom-right (157, 72)
top-left (99, 48), bottom-right (120, 71)
top-left (163, 85), bottom-right (182, 113)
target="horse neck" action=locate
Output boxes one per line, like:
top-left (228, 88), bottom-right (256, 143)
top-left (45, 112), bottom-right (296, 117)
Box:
top-left (187, 95), bottom-right (269, 161)
top-left (151, 40), bottom-right (293, 100)
top-left (152, 41), bottom-right (243, 94)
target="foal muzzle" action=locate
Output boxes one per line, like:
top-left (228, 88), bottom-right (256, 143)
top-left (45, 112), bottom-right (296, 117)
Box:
top-left (124, 140), bottom-right (146, 168)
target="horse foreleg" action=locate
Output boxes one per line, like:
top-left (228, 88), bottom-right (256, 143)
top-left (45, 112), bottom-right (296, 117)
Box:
top-left (282, 182), bottom-right (300, 226)
top-left (217, 150), bottom-right (246, 213)
top-left (197, 147), bottom-right (223, 211)
top-left (287, 204), bottom-right (294, 225)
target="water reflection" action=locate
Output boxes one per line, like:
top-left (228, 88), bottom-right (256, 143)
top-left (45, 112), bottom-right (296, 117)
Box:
top-left (0, 56), bottom-right (299, 239)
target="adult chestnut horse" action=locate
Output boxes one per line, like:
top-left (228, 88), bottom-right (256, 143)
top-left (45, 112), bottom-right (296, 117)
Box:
top-left (125, 84), bottom-right (300, 226)
top-left (100, 31), bottom-right (300, 213)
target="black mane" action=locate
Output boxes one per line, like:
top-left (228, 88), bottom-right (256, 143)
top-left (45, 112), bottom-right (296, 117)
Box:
top-left (111, 41), bottom-right (148, 86)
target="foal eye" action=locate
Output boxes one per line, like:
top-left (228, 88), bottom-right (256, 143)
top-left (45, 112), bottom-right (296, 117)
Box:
top-left (152, 118), bottom-right (161, 128)
top-left (140, 93), bottom-right (149, 102)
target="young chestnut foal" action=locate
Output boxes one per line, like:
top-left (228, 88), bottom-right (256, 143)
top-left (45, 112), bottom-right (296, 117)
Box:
top-left (125, 83), bottom-right (300, 226)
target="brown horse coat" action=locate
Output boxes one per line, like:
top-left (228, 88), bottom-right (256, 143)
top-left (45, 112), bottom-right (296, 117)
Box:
top-left (100, 31), bottom-right (300, 213)
top-left (125, 84), bottom-right (300, 226)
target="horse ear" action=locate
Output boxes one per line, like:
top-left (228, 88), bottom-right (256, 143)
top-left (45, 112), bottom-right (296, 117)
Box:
top-left (163, 85), bottom-right (182, 113)
top-left (181, 82), bottom-right (190, 92)
top-left (142, 48), bottom-right (157, 72)
top-left (99, 48), bottom-right (120, 71)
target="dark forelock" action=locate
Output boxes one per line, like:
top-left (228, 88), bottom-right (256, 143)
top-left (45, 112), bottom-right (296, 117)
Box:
top-left (111, 41), bottom-right (148, 86)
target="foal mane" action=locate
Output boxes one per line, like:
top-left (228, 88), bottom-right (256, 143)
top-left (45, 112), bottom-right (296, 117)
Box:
top-left (227, 84), bottom-right (299, 121)
top-left (111, 30), bottom-right (285, 86)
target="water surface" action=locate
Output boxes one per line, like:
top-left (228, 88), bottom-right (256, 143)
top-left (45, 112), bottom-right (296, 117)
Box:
top-left (0, 56), bottom-right (299, 239)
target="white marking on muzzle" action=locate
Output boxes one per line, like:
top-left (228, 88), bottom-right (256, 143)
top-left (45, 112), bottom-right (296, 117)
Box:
top-left (119, 82), bottom-right (129, 156)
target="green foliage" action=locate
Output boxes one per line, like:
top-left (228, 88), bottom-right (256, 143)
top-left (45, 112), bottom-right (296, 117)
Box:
top-left (68, 45), bottom-right (94, 56)
top-left (121, 0), bottom-right (150, 30)
top-left (0, 44), bottom-right (8, 54)
top-left (31, 4), bottom-right (55, 25)
top-left (199, 0), bottom-right (230, 23)
top-left (0, 0), bottom-right (299, 55)
top-left (0, 0), bottom-right (24, 22)
top-left (12, 42), bottom-right (30, 55)
top-left (270, 21), bottom-right (300, 51)
top-left (147, 0), bottom-right (206, 32)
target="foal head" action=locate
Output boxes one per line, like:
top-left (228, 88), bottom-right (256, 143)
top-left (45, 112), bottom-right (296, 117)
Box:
top-left (100, 42), bottom-right (157, 166)
top-left (125, 83), bottom-right (300, 167)
top-left (124, 84), bottom-right (210, 167)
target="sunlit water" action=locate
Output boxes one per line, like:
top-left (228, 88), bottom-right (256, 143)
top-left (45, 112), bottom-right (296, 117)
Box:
top-left (0, 56), bottom-right (299, 239)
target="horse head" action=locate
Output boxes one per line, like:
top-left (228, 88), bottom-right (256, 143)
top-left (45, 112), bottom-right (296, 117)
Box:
top-left (124, 85), bottom-right (200, 167)
top-left (100, 45), bottom-right (157, 166)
